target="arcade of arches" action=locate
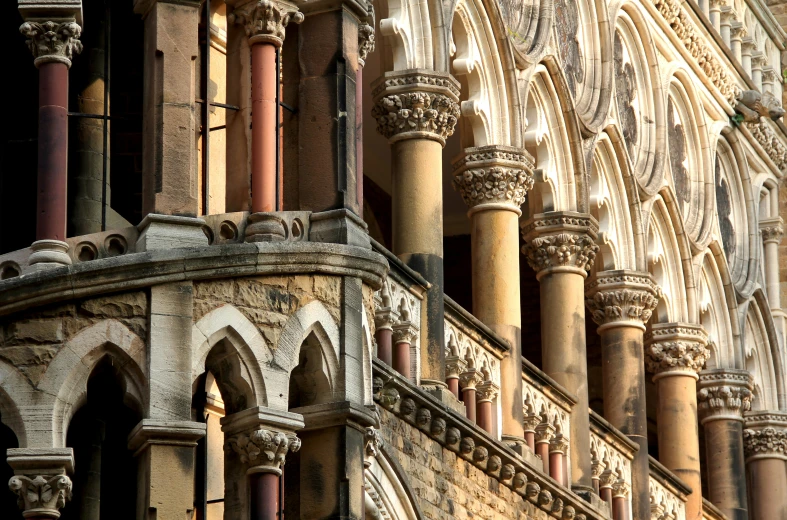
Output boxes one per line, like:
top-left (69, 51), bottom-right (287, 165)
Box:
top-left (3, 0), bottom-right (787, 519)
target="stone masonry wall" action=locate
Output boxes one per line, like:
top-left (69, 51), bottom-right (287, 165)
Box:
top-left (0, 291), bottom-right (147, 386)
top-left (378, 406), bottom-right (549, 520)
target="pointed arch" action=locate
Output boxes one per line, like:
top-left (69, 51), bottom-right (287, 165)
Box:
top-left (192, 304), bottom-right (271, 413)
top-left (694, 246), bottom-right (738, 370)
top-left (38, 320), bottom-right (146, 448)
top-left (365, 444), bottom-right (424, 520)
top-left (0, 360), bottom-right (31, 448)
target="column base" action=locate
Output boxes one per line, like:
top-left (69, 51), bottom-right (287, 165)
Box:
top-left (136, 214), bottom-right (209, 251)
top-left (28, 240), bottom-right (72, 270)
top-left (421, 379), bottom-right (466, 416)
top-left (245, 212), bottom-right (287, 242)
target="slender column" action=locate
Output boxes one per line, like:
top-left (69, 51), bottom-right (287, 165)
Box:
top-left (697, 369), bottom-right (753, 520)
top-left (611, 480), bottom-right (631, 520)
top-left (549, 433), bottom-right (569, 485)
top-left (19, 16), bottom-right (83, 268)
top-left (731, 25), bottom-right (745, 63)
top-left (523, 399), bottom-right (540, 453)
top-left (719, 9), bottom-right (732, 47)
top-left (445, 355), bottom-right (467, 399)
top-left (585, 270), bottom-right (660, 520)
top-left (760, 217), bottom-right (784, 309)
top-left (743, 412), bottom-right (787, 520)
top-left (460, 369), bottom-right (483, 424)
top-left (708, 0), bottom-right (721, 33)
top-left (752, 55), bottom-right (765, 91)
top-left (392, 321), bottom-right (417, 379)
top-left (522, 211), bottom-right (599, 496)
top-left (452, 145), bottom-right (534, 448)
top-left (7, 449), bottom-right (74, 520)
top-left (599, 468), bottom-right (616, 509)
top-left (535, 421), bottom-right (555, 475)
top-left (645, 323), bottom-right (710, 520)
top-left (372, 71), bottom-right (460, 385)
top-left (374, 297), bottom-right (398, 366)
top-left (742, 41), bottom-right (754, 78)
top-left (476, 381), bottom-right (500, 435)
top-left (591, 456), bottom-right (605, 494)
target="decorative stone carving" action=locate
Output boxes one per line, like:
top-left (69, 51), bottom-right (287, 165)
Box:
top-left (370, 70), bottom-right (461, 145)
top-left (736, 90), bottom-right (785, 122)
top-left (358, 0), bottom-right (375, 66)
top-left (760, 217), bottom-right (784, 244)
top-left (549, 433), bottom-right (570, 454)
top-left (459, 368), bottom-right (483, 391)
top-left (451, 145), bottom-right (535, 212)
top-left (743, 427), bottom-right (787, 458)
top-left (697, 369), bottom-right (753, 423)
top-left (746, 121), bottom-right (787, 174)
top-left (19, 20), bottom-right (83, 67)
top-left (230, 0), bottom-right (304, 47)
top-left (651, 0), bottom-right (740, 105)
top-left (364, 427), bottom-right (382, 462)
top-left (226, 428), bottom-right (301, 472)
top-left (476, 381), bottom-right (500, 403)
top-left (585, 270), bottom-right (661, 329)
top-left (8, 474), bottom-right (72, 517)
top-left (392, 321), bottom-right (418, 344)
top-left (611, 479), bottom-right (630, 498)
top-left (521, 212), bottom-right (599, 275)
top-left (645, 323), bottom-right (709, 376)
top-left (599, 468), bottom-right (618, 489)
top-left (446, 355), bottom-right (468, 379)
top-left (535, 422), bottom-right (556, 444)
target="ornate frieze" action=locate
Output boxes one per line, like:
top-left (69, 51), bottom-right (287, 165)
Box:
top-left (19, 20), bottom-right (83, 67)
top-left (230, 0), bottom-right (303, 47)
top-left (650, 0), bottom-right (740, 106)
top-left (697, 369), bottom-right (753, 423)
top-left (585, 270), bottom-right (661, 329)
top-left (226, 428), bottom-right (301, 473)
top-left (759, 217), bottom-right (784, 244)
top-left (370, 70), bottom-right (461, 145)
top-left (745, 121), bottom-right (787, 174)
top-left (521, 212), bottom-right (599, 276)
top-left (8, 474), bottom-right (72, 517)
top-left (644, 323), bottom-right (709, 376)
top-left (451, 145), bottom-right (535, 212)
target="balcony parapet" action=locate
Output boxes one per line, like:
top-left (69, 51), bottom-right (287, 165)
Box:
top-left (373, 359), bottom-right (611, 520)
top-left (648, 456), bottom-right (690, 520)
top-left (590, 411), bottom-right (637, 513)
top-left (701, 498), bottom-right (727, 520)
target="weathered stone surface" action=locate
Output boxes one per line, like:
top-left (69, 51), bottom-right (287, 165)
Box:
top-left (79, 291), bottom-right (147, 318)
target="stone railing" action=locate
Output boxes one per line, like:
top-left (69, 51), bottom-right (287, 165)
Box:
top-left (590, 412), bottom-right (637, 515)
top-left (702, 498), bottom-right (726, 520)
top-left (373, 360), bottom-right (611, 520)
top-left (649, 457), bottom-right (689, 520)
top-left (371, 239), bottom-right (427, 382)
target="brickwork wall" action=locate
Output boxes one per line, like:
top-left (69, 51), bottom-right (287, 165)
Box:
top-left (378, 406), bottom-right (549, 520)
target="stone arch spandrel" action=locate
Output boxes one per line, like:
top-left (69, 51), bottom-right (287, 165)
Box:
top-left (192, 304), bottom-right (272, 412)
top-left (38, 319), bottom-right (146, 448)
top-left (0, 360), bottom-right (32, 448)
top-left (365, 444), bottom-right (424, 520)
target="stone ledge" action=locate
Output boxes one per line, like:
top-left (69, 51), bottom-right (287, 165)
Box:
top-left (6, 448), bottom-right (74, 475)
top-left (649, 456), bottom-right (692, 499)
top-left (373, 360), bottom-right (610, 520)
top-left (0, 242), bottom-right (389, 316)
top-left (589, 411), bottom-right (639, 461)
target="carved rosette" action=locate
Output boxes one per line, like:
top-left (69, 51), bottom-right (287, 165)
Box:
top-left (8, 474), bottom-right (72, 517)
top-left (585, 270), bottom-right (661, 330)
top-left (451, 145), bottom-right (535, 213)
top-left (743, 412), bottom-right (787, 461)
top-left (521, 212), bottom-right (599, 278)
top-left (20, 20), bottom-right (83, 68)
top-left (226, 428), bottom-right (301, 473)
top-left (760, 217), bottom-right (784, 244)
top-left (697, 369), bottom-right (753, 423)
top-left (644, 323), bottom-right (709, 377)
top-left (231, 0), bottom-right (304, 47)
top-left (358, 0), bottom-right (375, 67)
top-left (476, 381), bottom-right (500, 403)
top-left (370, 70), bottom-right (461, 145)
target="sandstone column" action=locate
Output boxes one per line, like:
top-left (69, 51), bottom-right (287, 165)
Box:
top-left (760, 217), bottom-right (783, 310)
top-left (371, 70), bottom-right (460, 385)
top-left (223, 408), bottom-right (304, 520)
top-left (743, 412), bottom-right (787, 520)
top-left (7, 448), bottom-right (74, 520)
top-left (585, 270), bottom-right (660, 520)
top-left (522, 211), bottom-right (599, 496)
top-left (231, 0), bottom-right (303, 240)
top-left (645, 322), bottom-right (710, 520)
top-left (697, 369), bottom-right (753, 520)
top-left (19, 8), bottom-right (83, 268)
top-left (135, 0), bottom-right (201, 218)
top-left (452, 145), bottom-right (534, 447)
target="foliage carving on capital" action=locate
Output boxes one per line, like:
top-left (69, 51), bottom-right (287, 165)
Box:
top-left (645, 340), bottom-right (709, 375)
top-left (451, 146), bottom-right (535, 211)
top-left (522, 233), bottom-right (598, 273)
top-left (760, 218), bottom-right (784, 243)
top-left (392, 322), bottom-right (418, 344)
top-left (476, 381), bottom-right (499, 402)
top-left (20, 21), bottom-right (83, 67)
top-left (743, 427), bottom-right (787, 459)
top-left (611, 480), bottom-right (630, 499)
top-left (372, 92), bottom-right (460, 143)
top-left (8, 474), bottom-right (72, 516)
top-left (358, 0), bottom-right (375, 66)
top-left (227, 428), bottom-right (301, 471)
top-left (459, 369), bottom-right (483, 391)
top-left (585, 287), bottom-right (660, 327)
top-left (231, 0), bottom-right (303, 47)
top-left (697, 385), bottom-right (752, 419)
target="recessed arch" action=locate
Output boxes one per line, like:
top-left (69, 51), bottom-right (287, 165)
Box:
top-left (0, 360), bottom-right (31, 448)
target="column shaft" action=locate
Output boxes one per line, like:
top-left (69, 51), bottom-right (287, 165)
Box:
top-left (37, 62), bottom-right (69, 241)
top-left (705, 420), bottom-right (748, 519)
top-left (375, 328), bottom-right (392, 366)
top-left (747, 458), bottom-right (787, 520)
top-left (250, 472), bottom-right (279, 520)
top-left (463, 388), bottom-right (477, 423)
top-left (251, 42), bottom-right (278, 213)
top-left (477, 400), bottom-right (493, 434)
top-left (765, 239), bottom-right (781, 308)
top-left (393, 339), bottom-right (411, 379)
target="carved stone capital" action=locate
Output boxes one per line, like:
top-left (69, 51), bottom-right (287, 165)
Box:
top-left (358, 0), bottom-right (375, 67)
top-left (697, 369), bottom-right (753, 423)
top-left (230, 0), bottom-right (303, 47)
top-left (374, 306), bottom-right (399, 331)
top-left (521, 212), bottom-right (599, 278)
top-left (8, 474), bottom-right (72, 518)
top-left (446, 355), bottom-right (468, 379)
top-left (227, 428), bottom-right (301, 473)
top-left (730, 23), bottom-right (746, 40)
top-left (611, 479), bottom-right (630, 499)
top-left (371, 70), bottom-right (461, 145)
top-left (549, 433), bottom-right (569, 454)
top-left (524, 412), bottom-right (541, 433)
top-left (585, 270), bottom-right (661, 330)
top-left (534, 422), bottom-right (556, 444)
top-left (591, 458), bottom-right (606, 479)
top-left (392, 321), bottom-right (418, 344)
top-left (644, 323), bottom-right (709, 377)
top-left (459, 368), bottom-right (483, 391)
top-left (599, 468), bottom-right (618, 489)
top-left (20, 20), bottom-right (83, 68)
top-left (743, 411), bottom-right (787, 461)
top-left (760, 216), bottom-right (784, 244)
top-left (451, 145), bottom-right (535, 213)
top-left (476, 381), bottom-right (500, 403)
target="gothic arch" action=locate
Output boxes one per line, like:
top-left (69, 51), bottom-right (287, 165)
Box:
top-left (365, 445), bottom-right (423, 520)
top-left (0, 360), bottom-right (30, 448)
top-left (376, 0), bottom-right (434, 71)
top-left (192, 304), bottom-right (271, 413)
top-left (750, 289), bottom-right (787, 409)
top-left (39, 320), bottom-right (146, 448)
top-left (742, 295), bottom-right (783, 410)
top-left (694, 247), bottom-right (738, 370)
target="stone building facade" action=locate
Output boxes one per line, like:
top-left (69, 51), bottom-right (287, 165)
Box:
top-left (2, 0), bottom-right (787, 519)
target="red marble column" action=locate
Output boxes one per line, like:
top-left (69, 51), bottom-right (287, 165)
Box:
top-left (611, 480), bottom-right (631, 520)
top-left (459, 369), bottom-right (482, 424)
top-left (476, 381), bottom-right (498, 435)
top-left (392, 322), bottom-right (416, 379)
top-left (445, 355), bottom-right (466, 399)
top-left (251, 42), bottom-right (278, 213)
top-left (535, 422), bottom-right (554, 474)
top-left (250, 471), bottom-right (279, 520)
top-left (549, 434), bottom-right (568, 485)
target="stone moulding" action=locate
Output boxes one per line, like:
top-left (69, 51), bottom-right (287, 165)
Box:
top-left (372, 360), bottom-right (608, 520)
top-left (650, 0), bottom-right (740, 107)
top-left (745, 122), bottom-right (787, 175)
